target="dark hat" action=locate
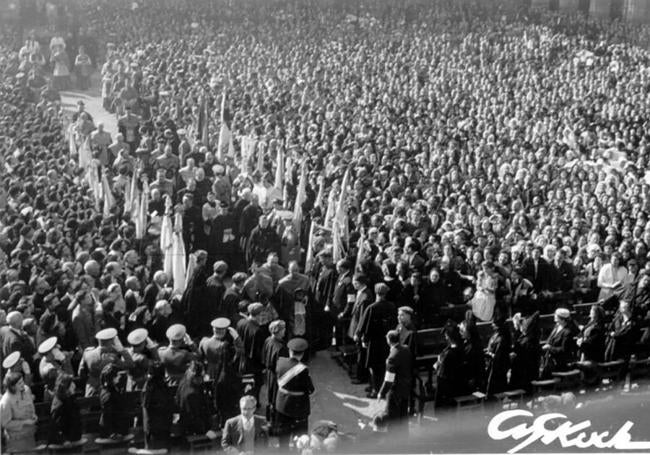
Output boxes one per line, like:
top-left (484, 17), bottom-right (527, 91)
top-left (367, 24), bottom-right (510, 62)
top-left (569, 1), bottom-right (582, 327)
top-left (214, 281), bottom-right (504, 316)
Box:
top-left (287, 337), bottom-right (308, 353)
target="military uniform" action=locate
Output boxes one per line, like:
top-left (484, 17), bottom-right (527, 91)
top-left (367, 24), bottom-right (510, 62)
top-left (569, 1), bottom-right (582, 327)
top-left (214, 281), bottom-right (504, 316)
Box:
top-left (78, 345), bottom-right (133, 396)
top-left (275, 339), bottom-right (314, 449)
top-left (158, 344), bottom-right (197, 386)
top-left (199, 318), bottom-right (243, 427)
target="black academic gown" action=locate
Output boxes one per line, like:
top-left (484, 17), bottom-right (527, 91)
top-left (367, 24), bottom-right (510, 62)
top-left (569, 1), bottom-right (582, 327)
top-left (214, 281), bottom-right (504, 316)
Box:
top-left (485, 328), bottom-right (511, 396)
top-left (509, 312), bottom-right (541, 392)
top-left (435, 343), bottom-right (465, 408)
top-left (181, 263), bottom-right (211, 338)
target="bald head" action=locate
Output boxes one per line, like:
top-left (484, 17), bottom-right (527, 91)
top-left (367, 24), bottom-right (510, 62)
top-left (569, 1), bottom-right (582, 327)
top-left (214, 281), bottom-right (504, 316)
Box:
top-left (7, 311), bottom-right (23, 329)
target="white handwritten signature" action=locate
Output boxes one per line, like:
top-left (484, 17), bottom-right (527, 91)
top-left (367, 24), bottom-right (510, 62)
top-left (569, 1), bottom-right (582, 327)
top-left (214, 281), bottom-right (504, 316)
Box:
top-left (487, 410), bottom-right (650, 454)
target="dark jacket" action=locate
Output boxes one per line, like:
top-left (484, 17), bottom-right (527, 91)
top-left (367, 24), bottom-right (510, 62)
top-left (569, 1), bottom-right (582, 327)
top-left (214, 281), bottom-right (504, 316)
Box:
top-left (540, 324), bottom-right (577, 378)
top-left (275, 357), bottom-right (314, 419)
top-left (49, 395), bottom-right (82, 444)
top-left (381, 344), bottom-right (412, 400)
top-left (580, 320), bottom-right (606, 362)
top-left (357, 299), bottom-right (397, 368)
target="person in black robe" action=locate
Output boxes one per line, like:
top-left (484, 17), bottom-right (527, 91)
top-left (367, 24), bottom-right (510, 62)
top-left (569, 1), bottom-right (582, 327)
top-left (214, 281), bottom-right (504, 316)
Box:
top-left (245, 215), bottom-right (282, 269)
top-left (262, 320), bottom-right (288, 427)
top-left (209, 204), bottom-right (237, 269)
top-left (540, 308), bottom-right (577, 379)
top-left (485, 318), bottom-right (511, 397)
top-left (357, 283), bottom-right (397, 397)
top-left (181, 250), bottom-right (211, 338)
top-left (434, 321), bottom-right (465, 409)
top-left (223, 273), bottom-right (248, 323)
top-left (205, 261), bottom-right (228, 320)
top-left (175, 361), bottom-right (214, 436)
top-left (460, 310), bottom-right (485, 393)
top-left (313, 250), bottom-right (338, 351)
top-left (98, 364), bottom-right (130, 440)
top-left (235, 303), bottom-right (267, 402)
top-left (49, 373), bottom-right (83, 445)
top-left (579, 304), bottom-right (607, 362)
top-left (605, 300), bottom-right (638, 367)
top-left (382, 261), bottom-right (404, 306)
top-left (509, 310), bottom-right (540, 393)
top-left (141, 363), bottom-right (174, 451)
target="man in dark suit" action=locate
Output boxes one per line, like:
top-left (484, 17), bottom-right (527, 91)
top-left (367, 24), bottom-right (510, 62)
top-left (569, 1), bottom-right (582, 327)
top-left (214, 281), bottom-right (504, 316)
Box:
top-left (378, 330), bottom-right (412, 435)
top-left (341, 274), bottom-right (374, 384)
top-left (221, 395), bottom-right (269, 455)
top-left (333, 260), bottom-right (355, 347)
top-left (275, 338), bottom-right (314, 450)
top-left (540, 308), bottom-right (577, 379)
top-left (521, 246), bottom-right (551, 294)
top-left (357, 283), bottom-right (397, 397)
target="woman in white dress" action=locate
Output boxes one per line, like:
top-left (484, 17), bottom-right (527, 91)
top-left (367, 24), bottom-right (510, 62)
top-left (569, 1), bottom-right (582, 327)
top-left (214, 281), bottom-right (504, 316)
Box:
top-left (471, 261), bottom-right (498, 322)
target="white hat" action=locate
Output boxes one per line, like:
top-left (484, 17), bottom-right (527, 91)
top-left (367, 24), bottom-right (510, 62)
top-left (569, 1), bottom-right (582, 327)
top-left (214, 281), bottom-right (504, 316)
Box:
top-left (96, 328), bottom-right (118, 341)
top-left (38, 337), bottom-right (58, 355)
top-left (2, 351), bottom-right (21, 370)
top-left (127, 328), bottom-right (148, 345)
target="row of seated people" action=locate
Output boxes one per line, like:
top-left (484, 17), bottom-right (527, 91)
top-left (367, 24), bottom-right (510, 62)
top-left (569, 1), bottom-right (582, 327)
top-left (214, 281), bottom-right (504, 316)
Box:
top-left (409, 297), bottom-right (650, 414)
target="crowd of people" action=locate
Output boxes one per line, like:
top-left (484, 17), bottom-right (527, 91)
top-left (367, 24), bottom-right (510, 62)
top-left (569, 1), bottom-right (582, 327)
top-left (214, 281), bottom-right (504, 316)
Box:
top-left (3, 0), bottom-right (650, 452)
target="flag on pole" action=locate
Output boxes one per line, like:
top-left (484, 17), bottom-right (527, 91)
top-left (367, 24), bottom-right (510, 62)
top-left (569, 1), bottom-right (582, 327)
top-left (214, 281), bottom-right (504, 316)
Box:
top-left (274, 147), bottom-right (284, 192)
top-left (125, 170), bottom-right (139, 215)
top-left (292, 160), bottom-right (307, 239)
top-left (171, 212), bottom-right (187, 294)
top-left (101, 170), bottom-right (115, 218)
top-left (241, 135), bottom-right (256, 171)
top-left (161, 196), bottom-right (174, 278)
top-left (217, 91), bottom-right (234, 162)
top-left (68, 124), bottom-right (78, 157)
top-left (332, 169), bottom-right (350, 261)
top-left (354, 234), bottom-right (366, 273)
top-left (197, 93), bottom-right (209, 148)
top-left (324, 187), bottom-right (337, 228)
top-left (135, 177), bottom-right (149, 239)
top-left (314, 176), bottom-right (325, 209)
top-left (86, 161), bottom-right (102, 212)
top-left (256, 141), bottom-right (265, 174)
top-left (304, 221), bottom-right (316, 273)
top-left (184, 252), bottom-right (197, 291)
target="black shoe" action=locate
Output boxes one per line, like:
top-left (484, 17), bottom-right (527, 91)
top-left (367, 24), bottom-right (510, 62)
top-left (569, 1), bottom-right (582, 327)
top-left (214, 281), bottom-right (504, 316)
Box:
top-left (351, 378), bottom-right (367, 385)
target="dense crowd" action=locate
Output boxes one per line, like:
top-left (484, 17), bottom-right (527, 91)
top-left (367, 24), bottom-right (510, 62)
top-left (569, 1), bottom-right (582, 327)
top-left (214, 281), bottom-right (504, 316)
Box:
top-left (3, 0), bottom-right (650, 452)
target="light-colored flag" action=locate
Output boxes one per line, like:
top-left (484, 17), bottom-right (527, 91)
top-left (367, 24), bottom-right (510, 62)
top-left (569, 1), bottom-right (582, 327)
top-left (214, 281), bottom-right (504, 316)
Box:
top-left (256, 141), bottom-right (265, 174)
top-left (274, 147), bottom-right (284, 191)
top-left (304, 221), bottom-right (316, 273)
top-left (86, 161), bottom-right (102, 212)
top-left (314, 176), bottom-right (325, 209)
top-left (68, 124), bottom-right (78, 157)
top-left (217, 91), bottom-right (234, 162)
top-left (135, 177), bottom-right (149, 239)
top-left (292, 160), bottom-right (307, 239)
top-left (184, 252), bottom-right (197, 291)
top-left (324, 188), bottom-right (337, 228)
top-left (160, 196), bottom-right (174, 278)
top-left (171, 212), bottom-right (187, 294)
top-left (101, 170), bottom-right (115, 218)
top-left (332, 169), bottom-right (350, 261)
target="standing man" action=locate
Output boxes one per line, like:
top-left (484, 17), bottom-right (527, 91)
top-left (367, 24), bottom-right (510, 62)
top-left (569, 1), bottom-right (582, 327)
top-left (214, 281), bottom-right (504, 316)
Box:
top-left (313, 250), bottom-right (338, 351)
top-left (158, 324), bottom-right (197, 386)
top-left (117, 105), bottom-right (141, 153)
top-left (236, 303), bottom-right (267, 402)
top-left (78, 328), bottom-right (133, 396)
top-left (342, 274), bottom-right (374, 384)
top-left (199, 318), bottom-right (243, 428)
top-left (377, 330), bottom-right (413, 435)
top-left (357, 284), bottom-right (397, 398)
top-left (262, 320), bottom-right (288, 425)
top-left (275, 338), bottom-right (314, 450)
top-left (221, 395), bottom-right (269, 455)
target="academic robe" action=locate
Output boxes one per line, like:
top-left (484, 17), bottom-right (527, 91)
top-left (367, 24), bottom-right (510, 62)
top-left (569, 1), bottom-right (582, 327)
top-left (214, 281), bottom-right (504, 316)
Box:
top-left (485, 328), bottom-right (511, 396)
top-left (181, 263), bottom-right (211, 338)
top-left (509, 312), bottom-right (541, 391)
top-left (262, 336), bottom-right (288, 415)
